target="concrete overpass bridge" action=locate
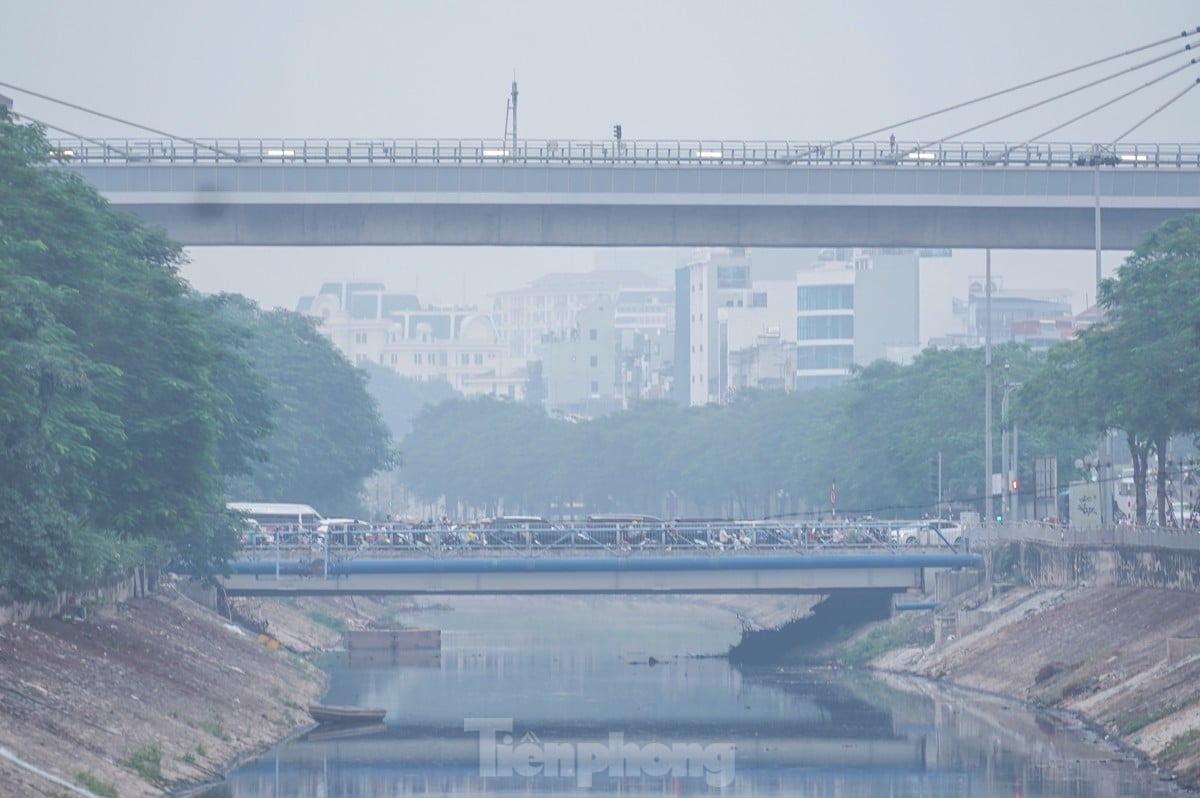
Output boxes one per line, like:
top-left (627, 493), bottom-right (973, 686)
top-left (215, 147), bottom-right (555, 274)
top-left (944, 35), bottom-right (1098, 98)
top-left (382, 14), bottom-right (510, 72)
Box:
top-left (217, 548), bottom-right (980, 597)
top-left (51, 137), bottom-right (1200, 249)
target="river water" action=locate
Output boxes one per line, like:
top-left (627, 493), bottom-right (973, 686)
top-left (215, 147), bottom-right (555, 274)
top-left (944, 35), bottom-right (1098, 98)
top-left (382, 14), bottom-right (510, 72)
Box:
top-left (200, 596), bottom-right (1188, 797)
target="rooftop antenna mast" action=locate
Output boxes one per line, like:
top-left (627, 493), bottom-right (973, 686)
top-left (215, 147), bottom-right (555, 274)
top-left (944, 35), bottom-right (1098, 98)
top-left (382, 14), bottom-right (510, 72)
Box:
top-left (502, 74), bottom-right (518, 159)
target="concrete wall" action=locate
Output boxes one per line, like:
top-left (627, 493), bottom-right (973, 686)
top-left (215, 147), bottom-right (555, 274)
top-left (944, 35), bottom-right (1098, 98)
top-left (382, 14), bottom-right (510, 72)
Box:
top-left (0, 574), bottom-right (139, 625)
top-left (999, 541), bottom-right (1200, 591)
top-left (345, 628), bottom-right (441, 651)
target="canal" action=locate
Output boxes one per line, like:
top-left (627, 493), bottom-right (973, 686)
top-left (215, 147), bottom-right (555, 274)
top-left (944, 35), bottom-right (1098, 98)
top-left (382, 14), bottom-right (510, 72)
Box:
top-left (199, 596), bottom-right (1186, 796)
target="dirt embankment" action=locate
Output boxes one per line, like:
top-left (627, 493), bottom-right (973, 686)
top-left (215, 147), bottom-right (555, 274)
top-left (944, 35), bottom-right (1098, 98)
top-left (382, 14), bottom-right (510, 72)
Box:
top-left (869, 583), bottom-right (1200, 785)
top-left (0, 581), bottom-right (400, 798)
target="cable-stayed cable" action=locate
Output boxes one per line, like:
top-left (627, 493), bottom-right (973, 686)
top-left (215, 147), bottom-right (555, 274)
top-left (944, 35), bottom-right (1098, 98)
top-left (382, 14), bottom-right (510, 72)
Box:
top-left (912, 52), bottom-right (1199, 153)
top-left (15, 113), bottom-right (130, 158)
top-left (1110, 76), bottom-right (1200, 144)
top-left (840, 26), bottom-right (1199, 144)
top-left (999, 67), bottom-right (1198, 158)
top-left (0, 79), bottom-right (233, 158)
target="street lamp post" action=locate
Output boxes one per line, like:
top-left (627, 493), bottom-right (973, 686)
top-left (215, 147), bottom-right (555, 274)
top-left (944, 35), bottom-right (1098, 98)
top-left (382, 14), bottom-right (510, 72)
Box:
top-left (984, 250), bottom-right (994, 523)
top-left (1001, 370), bottom-right (1022, 521)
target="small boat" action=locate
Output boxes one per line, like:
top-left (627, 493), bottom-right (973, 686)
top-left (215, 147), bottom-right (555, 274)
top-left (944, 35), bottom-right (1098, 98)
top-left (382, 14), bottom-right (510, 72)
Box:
top-left (304, 721), bottom-right (386, 742)
top-left (308, 704), bottom-right (387, 725)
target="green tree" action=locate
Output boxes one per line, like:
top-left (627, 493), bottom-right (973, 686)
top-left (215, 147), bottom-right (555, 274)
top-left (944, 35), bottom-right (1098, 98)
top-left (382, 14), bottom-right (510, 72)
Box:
top-left (1, 110), bottom-right (263, 594)
top-left (1097, 214), bottom-right (1200, 524)
top-left (217, 297), bottom-right (397, 516)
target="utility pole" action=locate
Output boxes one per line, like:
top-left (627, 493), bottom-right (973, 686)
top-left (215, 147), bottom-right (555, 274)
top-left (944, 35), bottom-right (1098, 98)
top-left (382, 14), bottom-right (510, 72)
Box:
top-left (509, 77), bottom-right (518, 156)
top-left (984, 249), bottom-right (993, 523)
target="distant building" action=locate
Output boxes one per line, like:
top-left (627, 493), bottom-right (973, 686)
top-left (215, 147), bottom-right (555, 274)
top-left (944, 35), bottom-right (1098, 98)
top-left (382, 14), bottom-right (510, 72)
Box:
top-left (794, 250), bottom-right (921, 390)
top-left (795, 261), bottom-right (856, 390)
top-left (727, 330), bottom-right (796, 396)
top-left (536, 295), bottom-right (621, 417)
top-left (493, 270), bottom-right (668, 360)
top-left (674, 250), bottom-right (749, 405)
top-left (673, 247), bottom-right (917, 403)
top-left (298, 281), bottom-right (526, 399)
top-left (962, 277), bottom-right (1074, 346)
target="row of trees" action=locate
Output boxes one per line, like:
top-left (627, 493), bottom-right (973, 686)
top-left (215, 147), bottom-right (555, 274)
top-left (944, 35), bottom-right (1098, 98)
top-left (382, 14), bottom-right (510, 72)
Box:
top-left (1018, 215), bottom-right (1200, 525)
top-left (398, 343), bottom-right (1088, 520)
top-left (398, 216), bottom-right (1199, 524)
top-left (0, 111), bottom-right (394, 600)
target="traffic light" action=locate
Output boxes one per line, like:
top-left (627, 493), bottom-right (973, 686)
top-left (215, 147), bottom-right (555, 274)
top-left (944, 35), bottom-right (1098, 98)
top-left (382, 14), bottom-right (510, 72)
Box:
top-left (995, 513), bottom-right (1004, 522)
top-left (613, 124), bottom-right (622, 141)
top-left (928, 458), bottom-right (939, 496)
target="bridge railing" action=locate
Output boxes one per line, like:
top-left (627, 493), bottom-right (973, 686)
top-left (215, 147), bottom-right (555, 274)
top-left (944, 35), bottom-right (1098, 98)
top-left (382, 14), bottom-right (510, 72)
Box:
top-left (968, 520), bottom-right (1200, 551)
top-left (234, 520), bottom-right (968, 566)
top-left (45, 138), bottom-right (1200, 169)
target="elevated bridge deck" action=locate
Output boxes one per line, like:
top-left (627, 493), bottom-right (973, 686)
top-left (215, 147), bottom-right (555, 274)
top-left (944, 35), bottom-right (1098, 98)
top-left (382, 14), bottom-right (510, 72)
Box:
top-left (51, 138), bottom-right (1200, 248)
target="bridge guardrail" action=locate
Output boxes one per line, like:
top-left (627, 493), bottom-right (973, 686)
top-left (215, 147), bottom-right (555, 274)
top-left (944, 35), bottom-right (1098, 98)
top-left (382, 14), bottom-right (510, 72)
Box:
top-left (233, 520), bottom-right (969, 567)
top-left (968, 521), bottom-right (1200, 552)
top-left (45, 138), bottom-right (1200, 170)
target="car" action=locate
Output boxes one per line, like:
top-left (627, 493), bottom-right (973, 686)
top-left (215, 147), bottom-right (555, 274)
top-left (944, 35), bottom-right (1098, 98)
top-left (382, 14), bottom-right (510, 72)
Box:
top-left (893, 519), bottom-right (963, 547)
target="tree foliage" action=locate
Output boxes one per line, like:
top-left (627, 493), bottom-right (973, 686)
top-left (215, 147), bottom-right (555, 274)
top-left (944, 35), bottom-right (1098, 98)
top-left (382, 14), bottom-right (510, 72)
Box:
top-left (1023, 215), bottom-right (1200, 524)
top-left (397, 343), bottom-right (1092, 521)
top-left (217, 296), bottom-right (397, 516)
top-left (0, 110), bottom-right (272, 597)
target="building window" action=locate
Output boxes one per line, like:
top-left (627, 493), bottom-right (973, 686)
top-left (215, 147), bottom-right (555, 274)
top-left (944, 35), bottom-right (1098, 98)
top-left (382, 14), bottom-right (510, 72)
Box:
top-left (439, 352), bottom-right (448, 366)
top-left (751, 292), bottom-right (768, 308)
top-left (390, 353), bottom-right (398, 365)
top-left (797, 315), bottom-right (854, 340)
top-left (589, 329), bottom-right (598, 341)
top-left (797, 344), bottom-right (854, 370)
top-left (413, 354), bottom-right (421, 365)
top-left (797, 285), bottom-right (854, 311)
top-left (590, 380), bottom-right (599, 394)
top-left (354, 332), bottom-right (368, 345)
top-left (474, 354), bottom-right (483, 365)
top-left (461, 353), bottom-right (470, 365)
top-left (589, 355), bottom-right (598, 367)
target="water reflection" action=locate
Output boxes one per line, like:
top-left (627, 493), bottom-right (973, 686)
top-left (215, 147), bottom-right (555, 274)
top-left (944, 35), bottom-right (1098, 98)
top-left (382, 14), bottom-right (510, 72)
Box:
top-left (201, 597), bottom-right (1185, 797)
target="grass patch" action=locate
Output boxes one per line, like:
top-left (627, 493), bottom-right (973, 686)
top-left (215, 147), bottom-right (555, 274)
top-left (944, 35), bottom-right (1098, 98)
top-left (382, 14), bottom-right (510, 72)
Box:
top-left (837, 619), bottom-right (931, 666)
top-left (1163, 729), bottom-right (1200, 760)
top-left (1118, 704), bottom-right (1182, 736)
top-left (306, 609), bottom-right (348, 632)
top-left (118, 743), bottom-right (163, 781)
top-left (185, 712), bottom-right (232, 742)
top-left (75, 771), bottom-right (118, 798)
top-left (180, 751), bottom-right (197, 766)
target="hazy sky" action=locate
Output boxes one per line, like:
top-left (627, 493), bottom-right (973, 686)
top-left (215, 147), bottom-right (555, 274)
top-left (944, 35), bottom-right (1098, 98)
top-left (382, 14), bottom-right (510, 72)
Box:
top-left (5, 1), bottom-right (1196, 338)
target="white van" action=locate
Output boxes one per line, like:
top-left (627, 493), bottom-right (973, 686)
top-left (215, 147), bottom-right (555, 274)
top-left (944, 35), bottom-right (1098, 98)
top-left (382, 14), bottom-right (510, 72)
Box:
top-left (227, 502), bottom-right (323, 530)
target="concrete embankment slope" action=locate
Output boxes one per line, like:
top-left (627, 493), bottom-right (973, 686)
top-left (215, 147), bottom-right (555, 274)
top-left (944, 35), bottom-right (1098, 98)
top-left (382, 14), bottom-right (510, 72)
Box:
top-left (0, 582), bottom-right (399, 798)
top-left (873, 570), bottom-right (1200, 785)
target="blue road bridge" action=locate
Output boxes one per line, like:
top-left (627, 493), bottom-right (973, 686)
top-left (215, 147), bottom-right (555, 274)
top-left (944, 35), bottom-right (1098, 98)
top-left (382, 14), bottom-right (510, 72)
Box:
top-left (50, 137), bottom-right (1200, 249)
top-left (216, 520), bottom-right (980, 597)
